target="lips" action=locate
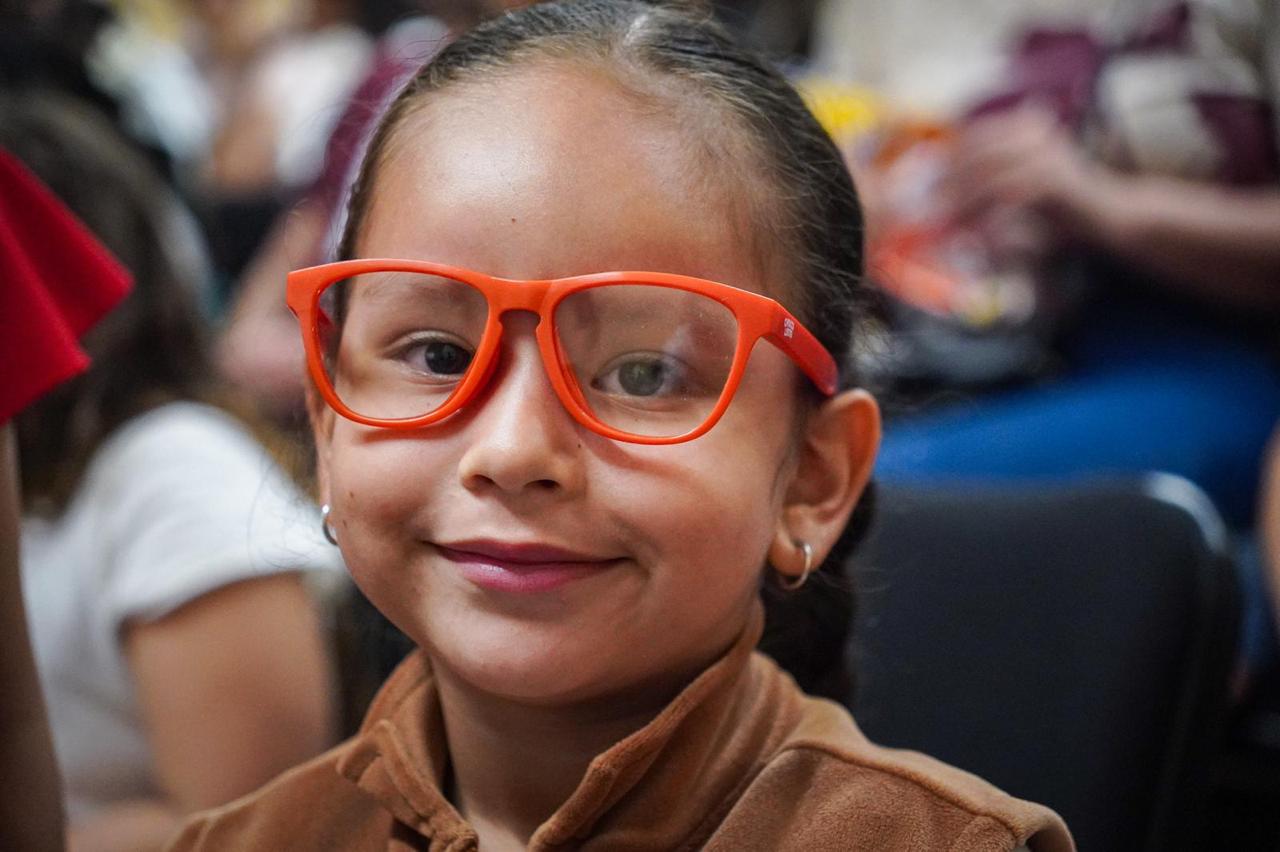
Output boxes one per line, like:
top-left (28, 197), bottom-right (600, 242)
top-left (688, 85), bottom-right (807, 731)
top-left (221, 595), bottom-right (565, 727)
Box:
top-left (435, 540), bottom-right (621, 593)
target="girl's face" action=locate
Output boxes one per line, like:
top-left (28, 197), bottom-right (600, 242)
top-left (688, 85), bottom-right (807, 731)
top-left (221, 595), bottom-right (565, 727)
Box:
top-left (313, 64), bottom-right (873, 706)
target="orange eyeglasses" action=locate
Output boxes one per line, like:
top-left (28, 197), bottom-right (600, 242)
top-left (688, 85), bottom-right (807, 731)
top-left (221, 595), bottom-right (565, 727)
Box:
top-left (287, 260), bottom-right (837, 445)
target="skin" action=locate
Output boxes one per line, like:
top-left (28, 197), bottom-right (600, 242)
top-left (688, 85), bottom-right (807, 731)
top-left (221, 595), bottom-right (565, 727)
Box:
top-left (63, 573), bottom-right (338, 852)
top-left (940, 106), bottom-right (1280, 313)
top-left (0, 423), bottom-right (64, 852)
top-left (311, 63), bottom-right (879, 851)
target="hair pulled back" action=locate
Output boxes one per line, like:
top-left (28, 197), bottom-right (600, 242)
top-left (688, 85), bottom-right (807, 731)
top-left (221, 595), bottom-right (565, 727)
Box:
top-left (340, 0), bottom-right (874, 699)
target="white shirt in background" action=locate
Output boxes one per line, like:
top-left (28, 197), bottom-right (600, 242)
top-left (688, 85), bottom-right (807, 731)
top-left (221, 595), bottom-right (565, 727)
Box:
top-left (20, 401), bottom-right (344, 819)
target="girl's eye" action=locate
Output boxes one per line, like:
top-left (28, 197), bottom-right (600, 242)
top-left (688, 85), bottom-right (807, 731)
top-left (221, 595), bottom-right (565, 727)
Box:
top-left (594, 354), bottom-right (688, 398)
top-left (400, 336), bottom-right (475, 378)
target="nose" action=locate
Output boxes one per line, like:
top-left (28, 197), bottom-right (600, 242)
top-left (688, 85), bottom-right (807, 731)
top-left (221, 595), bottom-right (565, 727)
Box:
top-left (456, 312), bottom-right (586, 498)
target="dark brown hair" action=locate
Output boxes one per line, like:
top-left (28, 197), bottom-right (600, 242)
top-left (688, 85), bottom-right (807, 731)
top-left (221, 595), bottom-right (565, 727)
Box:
top-left (337, 0), bottom-right (874, 699)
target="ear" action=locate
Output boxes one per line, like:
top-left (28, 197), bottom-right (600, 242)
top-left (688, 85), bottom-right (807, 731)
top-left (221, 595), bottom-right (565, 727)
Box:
top-left (306, 382), bottom-right (336, 507)
top-left (768, 389), bottom-right (880, 581)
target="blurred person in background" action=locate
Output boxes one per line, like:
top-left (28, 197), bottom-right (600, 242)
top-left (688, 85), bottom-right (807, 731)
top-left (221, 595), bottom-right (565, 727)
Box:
top-left (1266, 424), bottom-right (1280, 628)
top-left (811, 0), bottom-right (1129, 119)
top-left (64, 0), bottom-right (361, 196)
top-left (186, 0), bottom-right (376, 288)
top-left (819, 0), bottom-right (1280, 514)
top-left (885, 0), bottom-right (1280, 516)
top-left (815, 0), bottom-right (1280, 686)
top-left (1, 92), bottom-right (344, 852)
top-left (0, 424), bottom-right (63, 852)
top-left (198, 0), bottom-right (373, 197)
top-left (0, 0), bottom-right (176, 174)
top-left (1265, 427), bottom-right (1280, 649)
top-left (82, 0), bottom-right (290, 179)
top-left (0, 137), bottom-right (130, 851)
top-left (0, 0), bottom-right (351, 283)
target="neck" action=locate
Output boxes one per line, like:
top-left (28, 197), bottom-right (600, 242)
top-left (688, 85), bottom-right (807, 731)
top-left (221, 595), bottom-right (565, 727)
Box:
top-left (430, 651), bottom-right (726, 846)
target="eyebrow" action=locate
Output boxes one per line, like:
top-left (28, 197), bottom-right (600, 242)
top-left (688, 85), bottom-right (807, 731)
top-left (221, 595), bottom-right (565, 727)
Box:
top-left (347, 272), bottom-right (486, 312)
top-left (348, 271), bottom-right (440, 305)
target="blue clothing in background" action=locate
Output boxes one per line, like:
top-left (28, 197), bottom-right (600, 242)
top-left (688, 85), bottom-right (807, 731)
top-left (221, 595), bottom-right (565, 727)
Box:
top-left (877, 292), bottom-right (1280, 528)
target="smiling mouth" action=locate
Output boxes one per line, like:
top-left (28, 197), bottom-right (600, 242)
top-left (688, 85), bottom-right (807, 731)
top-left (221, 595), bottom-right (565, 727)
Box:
top-left (435, 541), bottom-right (623, 594)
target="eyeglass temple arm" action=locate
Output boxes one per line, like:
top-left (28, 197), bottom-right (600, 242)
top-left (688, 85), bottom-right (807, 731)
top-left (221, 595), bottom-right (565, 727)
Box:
top-left (766, 306), bottom-right (839, 396)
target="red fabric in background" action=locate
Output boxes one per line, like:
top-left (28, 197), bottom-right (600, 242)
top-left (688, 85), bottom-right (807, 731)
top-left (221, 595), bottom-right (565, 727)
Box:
top-left (0, 148), bottom-right (131, 424)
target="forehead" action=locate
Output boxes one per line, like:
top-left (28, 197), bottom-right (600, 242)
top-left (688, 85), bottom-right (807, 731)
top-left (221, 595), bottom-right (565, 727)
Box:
top-left (357, 62), bottom-right (772, 291)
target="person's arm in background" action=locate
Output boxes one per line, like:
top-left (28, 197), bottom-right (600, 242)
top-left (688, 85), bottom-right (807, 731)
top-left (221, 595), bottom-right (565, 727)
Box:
top-left (942, 107), bottom-right (1280, 313)
top-left (0, 423), bottom-right (65, 852)
top-left (1264, 426), bottom-right (1280, 638)
top-left (215, 201), bottom-right (326, 422)
top-left (66, 572), bottom-right (338, 852)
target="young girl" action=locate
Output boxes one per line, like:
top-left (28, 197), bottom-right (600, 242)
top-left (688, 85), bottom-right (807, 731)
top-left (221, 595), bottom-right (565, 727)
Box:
top-left (169, 2), bottom-right (1073, 849)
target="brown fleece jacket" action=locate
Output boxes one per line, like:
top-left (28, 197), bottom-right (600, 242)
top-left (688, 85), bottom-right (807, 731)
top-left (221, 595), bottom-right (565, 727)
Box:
top-left (166, 612), bottom-right (1074, 851)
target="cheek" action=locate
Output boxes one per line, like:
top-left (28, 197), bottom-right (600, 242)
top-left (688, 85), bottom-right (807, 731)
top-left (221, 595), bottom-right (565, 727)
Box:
top-left (599, 349), bottom-right (800, 611)
top-left (324, 429), bottom-right (450, 585)
top-left (652, 481), bottom-right (774, 608)
top-left (628, 417), bottom-right (792, 611)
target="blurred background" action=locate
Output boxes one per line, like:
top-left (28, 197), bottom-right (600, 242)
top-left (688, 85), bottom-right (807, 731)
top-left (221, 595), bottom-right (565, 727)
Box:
top-left (3, 0), bottom-right (1277, 850)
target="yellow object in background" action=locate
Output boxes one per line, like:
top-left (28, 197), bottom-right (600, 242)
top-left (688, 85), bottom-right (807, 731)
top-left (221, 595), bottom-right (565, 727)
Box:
top-left (795, 78), bottom-right (884, 148)
top-left (796, 79), bottom-right (1039, 330)
top-left (106, 0), bottom-right (304, 45)
top-left (105, 0), bottom-right (185, 41)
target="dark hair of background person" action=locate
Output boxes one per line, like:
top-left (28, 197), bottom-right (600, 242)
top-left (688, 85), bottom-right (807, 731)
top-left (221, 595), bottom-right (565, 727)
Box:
top-left (0, 92), bottom-right (288, 514)
top-left (407, 0), bottom-right (528, 32)
top-left (332, 0), bottom-right (875, 702)
top-left (0, 0), bottom-right (112, 104)
top-left (710, 0), bottom-right (821, 61)
top-left (0, 0), bottom-right (175, 180)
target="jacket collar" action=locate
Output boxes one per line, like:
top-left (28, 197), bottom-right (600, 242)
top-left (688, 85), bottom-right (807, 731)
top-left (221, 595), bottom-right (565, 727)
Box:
top-left (335, 603), bottom-right (796, 850)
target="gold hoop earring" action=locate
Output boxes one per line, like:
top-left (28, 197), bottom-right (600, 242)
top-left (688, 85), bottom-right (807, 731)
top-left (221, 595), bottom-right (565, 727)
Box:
top-left (321, 504), bottom-right (338, 546)
top-left (778, 541), bottom-right (814, 591)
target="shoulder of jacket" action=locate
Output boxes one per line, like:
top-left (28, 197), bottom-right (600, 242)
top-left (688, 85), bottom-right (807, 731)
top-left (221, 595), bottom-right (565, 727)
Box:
top-left (163, 738), bottom-right (381, 850)
top-left (757, 697), bottom-right (1072, 851)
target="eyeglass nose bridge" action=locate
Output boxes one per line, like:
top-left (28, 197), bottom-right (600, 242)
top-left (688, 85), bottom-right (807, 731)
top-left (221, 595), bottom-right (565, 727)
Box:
top-left (471, 280), bottom-right (599, 429)
top-left (482, 274), bottom-right (557, 316)
top-left (468, 275), bottom-right (582, 408)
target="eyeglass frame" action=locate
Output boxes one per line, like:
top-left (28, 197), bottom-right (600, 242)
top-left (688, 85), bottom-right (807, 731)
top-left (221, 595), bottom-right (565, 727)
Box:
top-left (286, 259), bottom-right (838, 445)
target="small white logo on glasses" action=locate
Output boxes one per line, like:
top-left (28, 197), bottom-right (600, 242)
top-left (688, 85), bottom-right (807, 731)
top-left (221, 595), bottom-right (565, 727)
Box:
top-left (782, 318), bottom-right (795, 339)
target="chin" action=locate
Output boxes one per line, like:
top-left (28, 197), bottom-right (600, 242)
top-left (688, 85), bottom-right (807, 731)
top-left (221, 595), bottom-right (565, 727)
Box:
top-left (425, 612), bottom-right (633, 705)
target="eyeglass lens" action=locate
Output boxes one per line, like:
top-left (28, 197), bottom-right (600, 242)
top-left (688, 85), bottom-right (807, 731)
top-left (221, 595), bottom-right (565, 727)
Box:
top-left (316, 272), bottom-right (740, 438)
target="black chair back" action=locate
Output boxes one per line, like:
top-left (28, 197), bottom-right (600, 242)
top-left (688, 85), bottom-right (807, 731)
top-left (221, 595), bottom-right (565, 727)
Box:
top-left (849, 476), bottom-right (1238, 852)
